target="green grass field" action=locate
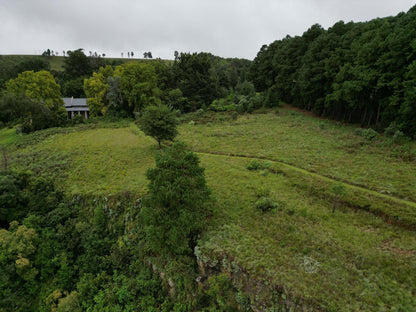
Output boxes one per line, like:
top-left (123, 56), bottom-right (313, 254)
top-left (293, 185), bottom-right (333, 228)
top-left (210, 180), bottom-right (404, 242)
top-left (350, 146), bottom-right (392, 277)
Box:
top-left (2, 109), bottom-right (416, 311)
top-left (179, 110), bottom-right (416, 202)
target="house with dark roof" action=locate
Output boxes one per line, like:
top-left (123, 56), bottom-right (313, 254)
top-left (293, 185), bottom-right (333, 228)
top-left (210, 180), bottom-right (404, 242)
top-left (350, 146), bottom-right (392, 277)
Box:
top-left (63, 97), bottom-right (89, 119)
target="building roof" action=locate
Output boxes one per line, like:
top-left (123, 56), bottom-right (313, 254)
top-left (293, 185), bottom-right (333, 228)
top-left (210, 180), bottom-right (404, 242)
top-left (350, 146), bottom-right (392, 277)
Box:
top-left (63, 97), bottom-right (89, 112)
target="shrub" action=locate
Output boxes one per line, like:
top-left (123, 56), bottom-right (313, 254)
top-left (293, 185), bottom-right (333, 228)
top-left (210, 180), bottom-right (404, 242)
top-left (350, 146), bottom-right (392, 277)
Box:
top-left (354, 128), bottom-right (365, 136)
top-left (391, 130), bottom-right (410, 144)
top-left (246, 159), bottom-right (263, 170)
top-left (363, 128), bottom-right (378, 141)
top-left (71, 114), bottom-right (85, 125)
top-left (246, 159), bottom-right (271, 171)
top-left (355, 128), bottom-right (378, 141)
top-left (255, 197), bottom-right (278, 212)
top-left (384, 122), bottom-right (399, 137)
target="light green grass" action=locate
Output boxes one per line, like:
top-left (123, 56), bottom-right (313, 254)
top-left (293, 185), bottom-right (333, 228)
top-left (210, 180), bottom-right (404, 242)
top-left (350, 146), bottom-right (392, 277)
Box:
top-left (10, 126), bottom-right (157, 196)
top-left (179, 110), bottom-right (416, 202)
top-left (0, 127), bottom-right (21, 146)
top-left (197, 153), bottom-right (416, 311)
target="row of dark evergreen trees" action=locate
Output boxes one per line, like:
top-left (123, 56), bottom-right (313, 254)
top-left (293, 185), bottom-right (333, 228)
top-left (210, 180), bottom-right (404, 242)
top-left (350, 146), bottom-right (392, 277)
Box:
top-left (249, 5), bottom-right (416, 137)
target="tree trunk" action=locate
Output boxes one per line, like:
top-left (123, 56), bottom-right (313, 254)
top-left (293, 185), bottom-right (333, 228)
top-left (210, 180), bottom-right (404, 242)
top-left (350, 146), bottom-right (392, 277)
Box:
top-left (361, 106), bottom-right (368, 126)
top-left (367, 109), bottom-right (374, 127)
top-left (375, 103), bottom-right (381, 129)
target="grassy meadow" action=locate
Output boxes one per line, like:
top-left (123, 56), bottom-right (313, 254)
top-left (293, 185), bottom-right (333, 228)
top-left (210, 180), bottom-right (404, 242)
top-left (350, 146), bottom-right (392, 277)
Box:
top-left (179, 110), bottom-right (416, 202)
top-left (2, 108), bottom-right (416, 311)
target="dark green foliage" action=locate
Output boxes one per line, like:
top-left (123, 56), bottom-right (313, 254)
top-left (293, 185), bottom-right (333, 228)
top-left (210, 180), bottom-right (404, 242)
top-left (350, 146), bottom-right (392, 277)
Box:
top-left (0, 171), bottom-right (30, 227)
top-left (255, 197), bottom-right (278, 212)
top-left (61, 77), bottom-right (87, 97)
top-left (0, 171), bottom-right (63, 227)
top-left (14, 58), bottom-right (50, 75)
top-left (172, 52), bottom-right (218, 109)
top-left (165, 88), bottom-right (190, 113)
top-left (138, 104), bottom-right (179, 148)
top-left (362, 128), bottom-right (379, 141)
top-left (64, 49), bottom-right (92, 79)
top-left (0, 56), bottom-right (50, 90)
top-left (106, 76), bottom-right (124, 110)
top-left (246, 159), bottom-right (271, 171)
top-left (250, 5), bottom-right (416, 137)
top-left (0, 168), bottom-right (171, 311)
top-left (140, 142), bottom-right (211, 255)
top-left (0, 93), bottom-right (37, 124)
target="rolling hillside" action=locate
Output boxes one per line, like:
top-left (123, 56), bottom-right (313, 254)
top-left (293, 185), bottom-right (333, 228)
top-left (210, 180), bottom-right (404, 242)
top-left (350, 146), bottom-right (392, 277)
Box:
top-left (2, 108), bottom-right (415, 311)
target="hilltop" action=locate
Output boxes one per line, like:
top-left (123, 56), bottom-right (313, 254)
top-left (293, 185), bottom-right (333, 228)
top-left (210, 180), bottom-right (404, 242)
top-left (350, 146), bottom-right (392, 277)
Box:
top-left (0, 54), bottom-right (172, 72)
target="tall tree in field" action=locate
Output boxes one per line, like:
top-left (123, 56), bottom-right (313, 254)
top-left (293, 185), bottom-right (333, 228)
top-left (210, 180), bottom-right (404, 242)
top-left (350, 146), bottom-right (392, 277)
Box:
top-left (138, 104), bottom-right (178, 148)
top-left (140, 142), bottom-right (211, 255)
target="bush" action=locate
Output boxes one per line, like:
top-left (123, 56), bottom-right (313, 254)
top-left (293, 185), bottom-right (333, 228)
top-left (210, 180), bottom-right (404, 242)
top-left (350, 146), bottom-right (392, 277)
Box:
top-left (246, 159), bottom-right (262, 170)
top-left (246, 159), bottom-right (271, 171)
top-left (363, 128), bottom-right (379, 141)
top-left (71, 115), bottom-right (85, 125)
top-left (384, 122), bottom-right (399, 137)
top-left (355, 128), bottom-right (378, 141)
top-left (209, 99), bottom-right (236, 112)
top-left (255, 197), bottom-right (278, 212)
top-left (354, 128), bottom-right (364, 136)
top-left (391, 130), bottom-right (410, 144)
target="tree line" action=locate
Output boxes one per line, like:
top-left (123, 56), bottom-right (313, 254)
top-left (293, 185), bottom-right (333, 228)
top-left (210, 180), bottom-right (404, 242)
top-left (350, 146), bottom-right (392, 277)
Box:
top-left (0, 49), bottom-right (252, 132)
top-left (250, 5), bottom-right (416, 137)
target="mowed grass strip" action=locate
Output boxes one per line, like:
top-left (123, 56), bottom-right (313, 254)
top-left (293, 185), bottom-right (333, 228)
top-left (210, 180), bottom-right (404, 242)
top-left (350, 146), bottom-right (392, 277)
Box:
top-left (179, 110), bottom-right (416, 202)
top-left (198, 153), bottom-right (416, 311)
top-left (11, 126), bottom-right (156, 196)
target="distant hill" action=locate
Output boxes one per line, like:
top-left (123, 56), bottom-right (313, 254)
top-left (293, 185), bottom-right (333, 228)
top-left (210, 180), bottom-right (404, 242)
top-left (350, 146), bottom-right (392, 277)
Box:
top-left (0, 54), bottom-right (171, 72)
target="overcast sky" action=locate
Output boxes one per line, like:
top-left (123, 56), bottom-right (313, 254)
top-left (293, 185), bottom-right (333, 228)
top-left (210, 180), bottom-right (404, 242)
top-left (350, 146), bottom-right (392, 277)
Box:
top-left (0, 0), bottom-right (414, 60)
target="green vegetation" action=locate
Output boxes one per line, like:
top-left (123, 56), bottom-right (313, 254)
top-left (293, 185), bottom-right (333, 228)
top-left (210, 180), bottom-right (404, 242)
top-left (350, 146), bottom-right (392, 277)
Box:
top-left (141, 142), bottom-right (211, 255)
top-left (138, 104), bottom-right (179, 148)
top-left (250, 5), bottom-right (416, 138)
top-left (179, 110), bottom-right (416, 202)
top-left (1, 108), bottom-right (415, 311)
top-left (1, 5), bottom-right (416, 311)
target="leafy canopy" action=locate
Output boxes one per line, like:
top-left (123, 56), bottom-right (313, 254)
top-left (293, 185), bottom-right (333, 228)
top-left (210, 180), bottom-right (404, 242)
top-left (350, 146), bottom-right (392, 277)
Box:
top-left (138, 104), bottom-right (178, 148)
top-left (5, 70), bottom-right (64, 110)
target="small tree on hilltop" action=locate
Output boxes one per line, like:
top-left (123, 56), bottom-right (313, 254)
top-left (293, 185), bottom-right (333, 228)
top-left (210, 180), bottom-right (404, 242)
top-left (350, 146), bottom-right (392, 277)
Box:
top-left (140, 142), bottom-right (211, 255)
top-left (138, 104), bottom-right (178, 148)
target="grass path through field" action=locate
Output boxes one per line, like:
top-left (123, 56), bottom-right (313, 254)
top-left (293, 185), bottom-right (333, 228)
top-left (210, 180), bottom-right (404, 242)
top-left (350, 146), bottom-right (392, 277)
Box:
top-left (193, 149), bottom-right (416, 229)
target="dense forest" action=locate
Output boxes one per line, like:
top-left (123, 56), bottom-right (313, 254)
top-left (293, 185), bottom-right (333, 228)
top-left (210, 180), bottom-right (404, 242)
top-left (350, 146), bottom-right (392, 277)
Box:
top-left (250, 5), bottom-right (416, 137)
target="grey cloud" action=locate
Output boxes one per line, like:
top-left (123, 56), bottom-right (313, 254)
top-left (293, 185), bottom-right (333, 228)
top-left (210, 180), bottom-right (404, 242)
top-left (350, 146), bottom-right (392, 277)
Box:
top-left (0, 0), bottom-right (414, 60)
